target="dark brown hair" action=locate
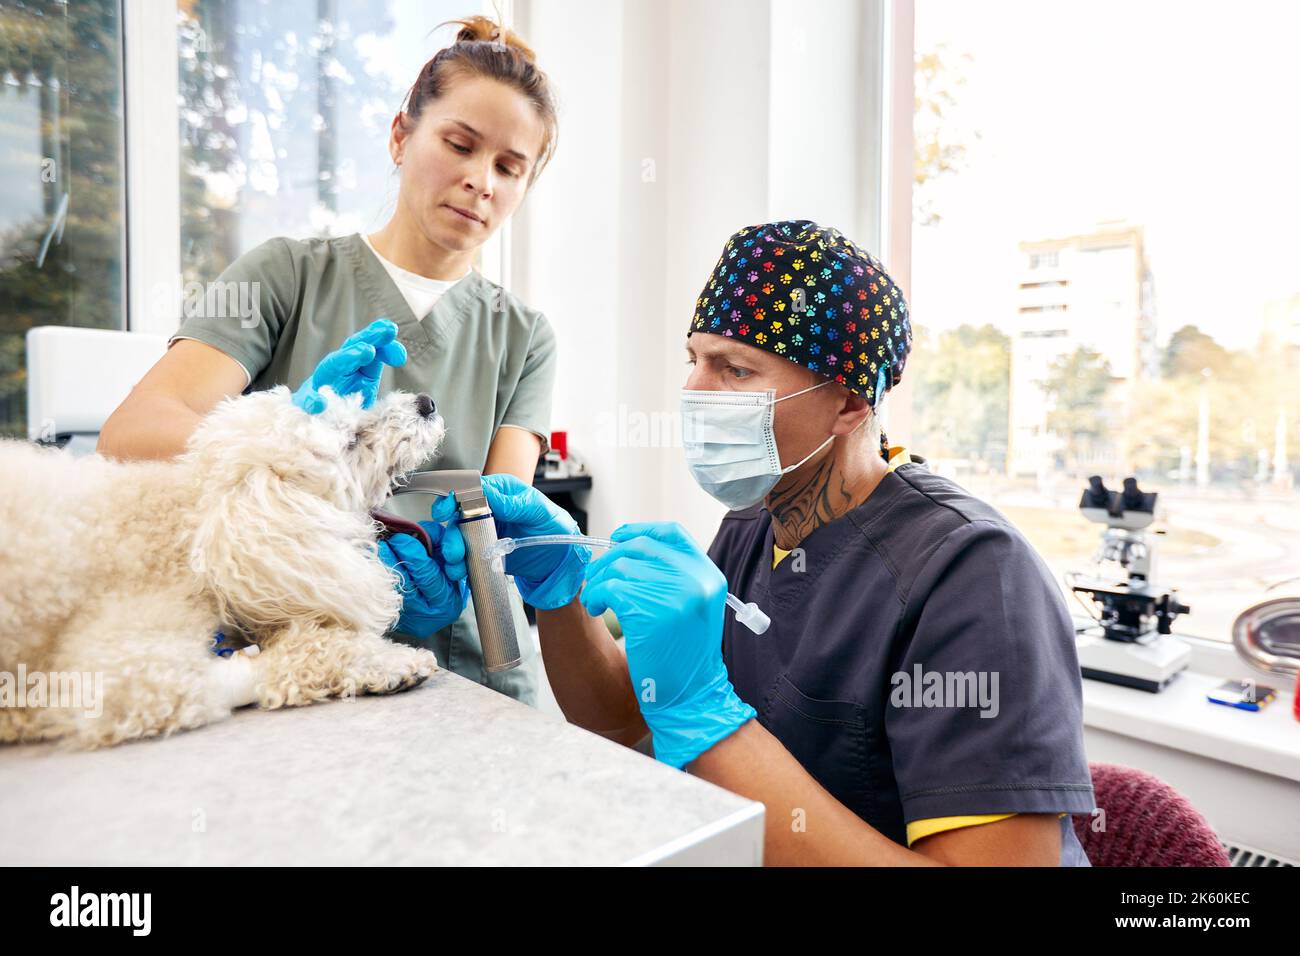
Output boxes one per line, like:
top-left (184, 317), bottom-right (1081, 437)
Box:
top-left (400, 15), bottom-right (558, 185)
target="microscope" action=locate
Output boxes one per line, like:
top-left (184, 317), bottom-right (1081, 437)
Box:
top-left (1069, 476), bottom-right (1191, 692)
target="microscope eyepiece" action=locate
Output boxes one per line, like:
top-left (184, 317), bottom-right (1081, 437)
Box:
top-left (1121, 476), bottom-right (1156, 514)
top-left (1083, 476), bottom-right (1110, 509)
top-left (1122, 477), bottom-right (1142, 508)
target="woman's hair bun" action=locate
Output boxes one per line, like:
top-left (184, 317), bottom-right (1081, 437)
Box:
top-left (449, 14), bottom-right (537, 65)
top-left (402, 13), bottom-right (557, 184)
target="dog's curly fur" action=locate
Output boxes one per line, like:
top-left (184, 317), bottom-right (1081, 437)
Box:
top-left (0, 385), bottom-right (447, 748)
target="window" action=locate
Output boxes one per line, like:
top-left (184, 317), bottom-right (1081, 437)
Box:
top-left (910, 0), bottom-right (1300, 642)
top-left (1, 0), bottom-right (503, 438)
top-left (177, 0), bottom-right (488, 284)
top-left (0, 0), bottom-right (125, 438)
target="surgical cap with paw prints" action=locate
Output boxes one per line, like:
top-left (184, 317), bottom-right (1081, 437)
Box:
top-left (688, 220), bottom-right (912, 407)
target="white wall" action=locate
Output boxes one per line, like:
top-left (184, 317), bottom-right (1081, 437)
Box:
top-left (513, 0), bottom-right (893, 544)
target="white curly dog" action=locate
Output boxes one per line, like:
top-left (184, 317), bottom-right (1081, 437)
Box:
top-left (0, 385), bottom-right (446, 748)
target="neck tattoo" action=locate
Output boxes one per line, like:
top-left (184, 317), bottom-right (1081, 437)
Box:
top-left (767, 454), bottom-right (851, 551)
top-left (766, 446), bottom-right (888, 552)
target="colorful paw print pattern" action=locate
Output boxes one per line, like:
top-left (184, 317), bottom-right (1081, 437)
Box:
top-left (688, 219), bottom-right (912, 406)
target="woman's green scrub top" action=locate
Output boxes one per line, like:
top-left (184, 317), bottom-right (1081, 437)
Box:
top-left (170, 233), bottom-right (558, 706)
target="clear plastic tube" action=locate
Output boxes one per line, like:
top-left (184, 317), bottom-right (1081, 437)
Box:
top-left (488, 534), bottom-right (617, 556)
top-left (488, 534), bottom-right (770, 635)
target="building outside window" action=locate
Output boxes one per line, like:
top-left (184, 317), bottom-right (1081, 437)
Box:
top-left (909, 0), bottom-right (1300, 642)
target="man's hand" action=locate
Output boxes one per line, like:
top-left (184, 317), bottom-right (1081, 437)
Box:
top-left (579, 521), bottom-right (756, 769)
top-left (479, 473), bottom-right (589, 610)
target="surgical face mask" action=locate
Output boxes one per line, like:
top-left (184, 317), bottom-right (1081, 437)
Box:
top-left (681, 380), bottom-right (835, 510)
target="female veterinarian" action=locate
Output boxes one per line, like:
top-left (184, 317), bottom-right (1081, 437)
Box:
top-left (97, 16), bottom-right (558, 706)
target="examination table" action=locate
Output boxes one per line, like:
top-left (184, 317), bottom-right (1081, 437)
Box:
top-left (0, 669), bottom-right (764, 866)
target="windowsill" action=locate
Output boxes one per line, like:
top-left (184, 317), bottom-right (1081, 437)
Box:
top-left (1077, 622), bottom-right (1300, 784)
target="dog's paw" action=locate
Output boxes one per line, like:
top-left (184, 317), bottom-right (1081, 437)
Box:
top-left (344, 643), bottom-right (438, 697)
top-left (249, 631), bottom-right (438, 708)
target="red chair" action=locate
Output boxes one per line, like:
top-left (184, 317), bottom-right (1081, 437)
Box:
top-left (1072, 763), bottom-right (1231, 867)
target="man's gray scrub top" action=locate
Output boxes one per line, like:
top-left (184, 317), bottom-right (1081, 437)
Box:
top-left (170, 233), bottom-right (558, 706)
top-left (709, 459), bottom-right (1097, 865)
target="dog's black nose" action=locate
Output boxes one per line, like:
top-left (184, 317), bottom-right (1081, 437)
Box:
top-left (415, 393), bottom-right (437, 419)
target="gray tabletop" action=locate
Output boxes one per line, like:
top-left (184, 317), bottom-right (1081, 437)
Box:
top-left (0, 669), bottom-right (764, 866)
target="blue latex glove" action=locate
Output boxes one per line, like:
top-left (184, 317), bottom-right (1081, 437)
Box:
top-left (292, 318), bottom-right (407, 414)
top-left (479, 473), bottom-right (590, 610)
top-left (378, 492), bottom-right (468, 637)
top-left (579, 522), bottom-right (756, 769)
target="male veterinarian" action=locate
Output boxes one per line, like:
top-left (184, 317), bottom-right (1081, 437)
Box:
top-left (448, 221), bottom-right (1096, 866)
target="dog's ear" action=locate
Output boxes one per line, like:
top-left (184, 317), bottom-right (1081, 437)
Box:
top-left (188, 452), bottom-right (401, 637)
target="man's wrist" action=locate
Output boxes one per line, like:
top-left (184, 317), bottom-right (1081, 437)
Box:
top-left (644, 681), bottom-right (757, 770)
top-left (685, 712), bottom-right (759, 774)
top-left (516, 546), bottom-right (589, 610)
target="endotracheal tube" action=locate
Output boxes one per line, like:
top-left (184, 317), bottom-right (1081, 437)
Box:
top-left (486, 534), bottom-right (771, 635)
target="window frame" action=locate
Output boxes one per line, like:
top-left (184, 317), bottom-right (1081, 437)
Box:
top-left (878, 0), bottom-right (915, 443)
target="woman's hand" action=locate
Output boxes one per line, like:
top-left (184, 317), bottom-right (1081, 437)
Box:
top-left (379, 493), bottom-right (469, 637)
top-left (292, 318), bottom-right (407, 414)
